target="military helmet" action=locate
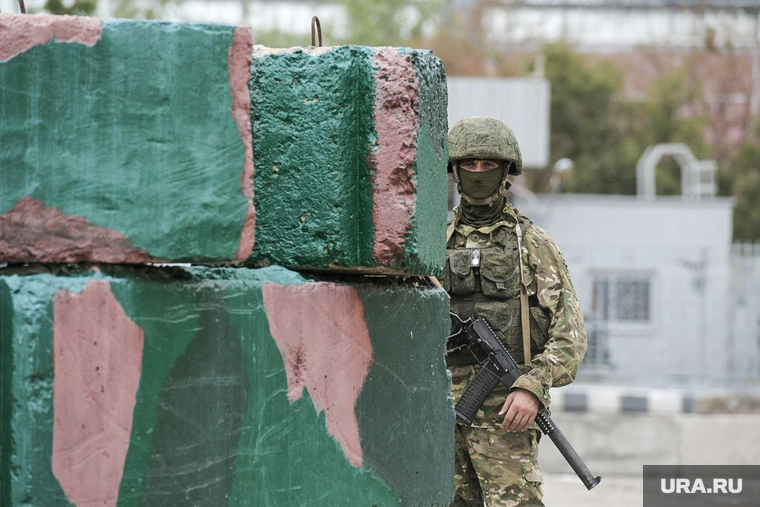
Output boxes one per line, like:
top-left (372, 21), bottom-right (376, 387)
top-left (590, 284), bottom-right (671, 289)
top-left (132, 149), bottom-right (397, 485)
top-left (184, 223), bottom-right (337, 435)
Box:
top-left (448, 116), bottom-right (523, 176)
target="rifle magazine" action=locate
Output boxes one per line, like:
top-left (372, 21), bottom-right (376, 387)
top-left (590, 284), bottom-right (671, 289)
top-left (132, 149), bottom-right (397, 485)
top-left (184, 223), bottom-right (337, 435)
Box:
top-left (455, 363), bottom-right (502, 426)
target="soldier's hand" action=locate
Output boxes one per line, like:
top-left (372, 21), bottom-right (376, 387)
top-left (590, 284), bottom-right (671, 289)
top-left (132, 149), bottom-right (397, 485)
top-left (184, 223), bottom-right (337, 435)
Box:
top-left (498, 388), bottom-right (540, 432)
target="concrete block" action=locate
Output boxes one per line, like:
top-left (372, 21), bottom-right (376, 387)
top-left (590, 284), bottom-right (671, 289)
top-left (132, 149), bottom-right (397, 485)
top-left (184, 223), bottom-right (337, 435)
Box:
top-left (249, 45), bottom-right (448, 275)
top-left (0, 267), bottom-right (454, 507)
top-left (0, 15), bottom-right (254, 264)
top-left (0, 15), bottom-right (448, 275)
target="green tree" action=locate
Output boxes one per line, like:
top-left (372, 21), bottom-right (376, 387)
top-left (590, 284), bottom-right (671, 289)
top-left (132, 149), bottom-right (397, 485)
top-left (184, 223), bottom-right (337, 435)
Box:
top-left (733, 170), bottom-right (760, 242)
top-left (544, 44), bottom-right (713, 197)
top-left (544, 44), bottom-right (638, 194)
top-left (726, 123), bottom-right (760, 241)
top-left (42, 0), bottom-right (180, 19)
top-left (113, 0), bottom-right (179, 20)
top-left (338, 0), bottom-right (443, 46)
top-left (44, 0), bottom-right (97, 15)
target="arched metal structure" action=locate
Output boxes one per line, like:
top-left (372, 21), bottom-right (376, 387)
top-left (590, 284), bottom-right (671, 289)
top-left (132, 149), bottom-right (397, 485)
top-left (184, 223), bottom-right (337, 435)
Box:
top-left (636, 143), bottom-right (716, 200)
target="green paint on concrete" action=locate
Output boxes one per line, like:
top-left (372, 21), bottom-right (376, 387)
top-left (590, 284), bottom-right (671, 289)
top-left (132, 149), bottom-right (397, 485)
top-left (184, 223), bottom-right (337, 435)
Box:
top-left (401, 51), bottom-right (449, 277)
top-left (249, 46), bottom-right (448, 275)
top-left (1, 282), bottom-right (14, 507)
top-left (141, 292), bottom-right (249, 506)
top-left (0, 19), bottom-right (248, 261)
top-left (0, 274), bottom-right (92, 507)
top-left (225, 282), bottom-right (398, 507)
top-left (0, 267), bottom-right (453, 507)
top-left (1, 27), bottom-right (448, 272)
top-left (358, 286), bottom-right (455, 507)
top-left (250, 46), bottom-right (377, 270)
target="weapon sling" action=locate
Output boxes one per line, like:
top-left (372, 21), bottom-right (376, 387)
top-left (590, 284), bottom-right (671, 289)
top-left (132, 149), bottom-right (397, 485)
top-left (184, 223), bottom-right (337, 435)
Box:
top-left (515, 221), bottom-right (532, 366)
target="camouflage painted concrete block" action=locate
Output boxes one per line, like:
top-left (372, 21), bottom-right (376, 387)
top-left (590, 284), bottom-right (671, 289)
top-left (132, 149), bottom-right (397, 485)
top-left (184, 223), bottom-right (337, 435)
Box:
top-left (249, 45), bottom-right (448, 275)
top-left (0, 14), bottom-right (255, 264)
top-left (0, 15), bottom-right (448, 275)
top-left (0, 266), bottom-right (454, 507)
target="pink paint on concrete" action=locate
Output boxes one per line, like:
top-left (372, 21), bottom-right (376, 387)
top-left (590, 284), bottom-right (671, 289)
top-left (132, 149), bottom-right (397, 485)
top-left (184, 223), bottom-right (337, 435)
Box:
top-left (52, 280), bottom-right (144, 507)
top-left (370, 48), bottom-right (419, 267)
top-left (0, 14), bottom-right (101, 62)
top-left (229, 26), bottom-right (256, 261)
top-left (262, 283), bottom-right (373, 467)
top-left (0, 197), bottom-right (151, 263)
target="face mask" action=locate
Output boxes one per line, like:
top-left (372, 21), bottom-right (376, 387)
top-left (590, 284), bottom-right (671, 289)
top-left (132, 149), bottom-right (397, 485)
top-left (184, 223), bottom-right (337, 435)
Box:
top-left (458, 166), bottom-right (504, 199)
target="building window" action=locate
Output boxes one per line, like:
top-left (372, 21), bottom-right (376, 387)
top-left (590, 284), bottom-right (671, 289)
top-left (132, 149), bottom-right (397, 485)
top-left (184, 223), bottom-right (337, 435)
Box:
top-left (592, 273), bottom-right (652, 325)
top-left (583, 272), bottom-right (653, 368)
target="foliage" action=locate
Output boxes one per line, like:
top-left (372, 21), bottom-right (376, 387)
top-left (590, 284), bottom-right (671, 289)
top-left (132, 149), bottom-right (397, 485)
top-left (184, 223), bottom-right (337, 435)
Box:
top-left (43, 0), bottom-right (97, 15)
top-left (733, 170), bottom-right (760, 242)
top-left (542, 43), bottom-right (758, 239)
top-left (41, 0), bottom-right (180, 19)
top-left (338, 0), bottom-right (444, 46)
top-left (543, 44), bottom-right (637, 194)
top-left (542, 44), bottom-right (713, 196)
top-left (113, 0), bottom-right (179, 20)
top-left (726, 123), bottom-right (760, 241)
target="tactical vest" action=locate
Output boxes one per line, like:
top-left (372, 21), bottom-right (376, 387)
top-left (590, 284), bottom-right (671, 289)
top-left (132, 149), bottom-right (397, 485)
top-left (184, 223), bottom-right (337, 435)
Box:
top-left (443, 215), bottom-right (551, 367)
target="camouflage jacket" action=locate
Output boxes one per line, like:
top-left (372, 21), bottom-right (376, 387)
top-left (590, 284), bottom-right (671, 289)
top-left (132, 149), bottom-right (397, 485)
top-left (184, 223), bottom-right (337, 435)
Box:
top-left (447, 203), bottom-right (587, 412)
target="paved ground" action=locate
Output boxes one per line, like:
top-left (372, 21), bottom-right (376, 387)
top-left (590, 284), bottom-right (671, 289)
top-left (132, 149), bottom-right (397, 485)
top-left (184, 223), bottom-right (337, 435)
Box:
top-left (543, 473), bottom-right (642, 506)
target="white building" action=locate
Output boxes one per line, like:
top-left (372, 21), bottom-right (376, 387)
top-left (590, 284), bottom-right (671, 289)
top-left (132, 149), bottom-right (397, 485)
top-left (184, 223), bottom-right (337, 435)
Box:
top-left (510, 193), bottom-right (760, 388)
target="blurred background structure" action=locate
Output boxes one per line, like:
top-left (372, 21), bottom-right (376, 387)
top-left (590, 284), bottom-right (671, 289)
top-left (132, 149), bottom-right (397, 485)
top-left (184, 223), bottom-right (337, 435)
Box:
top-left (3, 0), bottom-right (760, 498)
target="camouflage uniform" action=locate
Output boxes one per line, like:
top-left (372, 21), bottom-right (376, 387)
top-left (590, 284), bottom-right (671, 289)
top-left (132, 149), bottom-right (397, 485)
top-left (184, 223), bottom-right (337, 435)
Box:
top-left (443, 117), bottom-right (587, 507)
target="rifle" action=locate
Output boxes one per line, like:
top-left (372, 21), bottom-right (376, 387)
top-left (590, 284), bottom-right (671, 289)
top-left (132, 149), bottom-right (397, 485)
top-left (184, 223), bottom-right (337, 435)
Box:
top-left (448, 312), bottom-right (602, 491)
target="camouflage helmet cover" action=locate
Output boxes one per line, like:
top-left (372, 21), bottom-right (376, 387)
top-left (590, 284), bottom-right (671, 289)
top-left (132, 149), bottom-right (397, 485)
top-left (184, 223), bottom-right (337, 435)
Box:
top-left (448, 116), bottom-right (523, 175)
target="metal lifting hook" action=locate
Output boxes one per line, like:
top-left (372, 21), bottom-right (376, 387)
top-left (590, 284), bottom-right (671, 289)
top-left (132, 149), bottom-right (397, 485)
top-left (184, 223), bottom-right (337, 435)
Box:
top-left (311, 16), bottom-right (322, 47)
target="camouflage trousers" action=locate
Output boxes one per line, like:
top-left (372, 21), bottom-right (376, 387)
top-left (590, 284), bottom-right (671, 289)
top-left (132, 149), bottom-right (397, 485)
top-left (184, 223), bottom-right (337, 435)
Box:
top-left (450, 365), bottom-right (545, 507)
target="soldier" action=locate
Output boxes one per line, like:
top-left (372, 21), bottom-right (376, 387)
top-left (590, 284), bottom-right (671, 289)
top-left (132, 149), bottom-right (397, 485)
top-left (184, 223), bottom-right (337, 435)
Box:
top-left (443, 116), bottom-right (588, 507)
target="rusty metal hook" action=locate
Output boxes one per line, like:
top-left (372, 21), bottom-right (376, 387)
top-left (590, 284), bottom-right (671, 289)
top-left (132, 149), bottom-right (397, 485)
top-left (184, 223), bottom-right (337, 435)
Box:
top-left (311, 16), bottom-right (322, 47)
top-left (19, 0), bottom-right (26, 13)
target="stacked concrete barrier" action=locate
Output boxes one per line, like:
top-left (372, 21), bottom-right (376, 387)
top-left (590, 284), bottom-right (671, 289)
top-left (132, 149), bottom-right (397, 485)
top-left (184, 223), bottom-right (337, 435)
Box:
top-left (0, 15), bottom-right (447, 274)
top-left (0, 13), bottom-right (452, 507)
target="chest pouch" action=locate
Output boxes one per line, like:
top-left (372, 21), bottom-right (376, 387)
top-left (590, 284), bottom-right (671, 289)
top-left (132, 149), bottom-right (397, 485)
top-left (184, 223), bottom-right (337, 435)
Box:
top-left (444, 249), bottom-right (477, 295)
top-left (478, 248), bottom-right (520, 300)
